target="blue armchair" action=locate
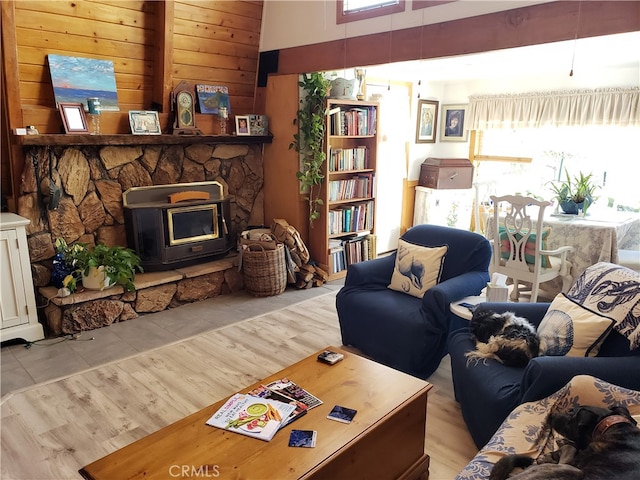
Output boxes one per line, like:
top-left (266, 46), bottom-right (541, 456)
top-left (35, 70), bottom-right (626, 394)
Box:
top-left (449, 301), bottom-right (640, 449)
top-left (336, 224), bottom-right (492, 380)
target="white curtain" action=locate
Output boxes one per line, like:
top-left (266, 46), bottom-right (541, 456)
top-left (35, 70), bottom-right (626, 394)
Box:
top-left (467, 87), bottom-right (640, 130)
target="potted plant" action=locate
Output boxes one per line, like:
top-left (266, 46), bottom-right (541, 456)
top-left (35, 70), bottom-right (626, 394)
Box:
top-left (71, 242), bottom-right (143, 291)
top-left (548, 169), bottom-right (598, 214)
top-left (289, 72), bottom-right (331, 223)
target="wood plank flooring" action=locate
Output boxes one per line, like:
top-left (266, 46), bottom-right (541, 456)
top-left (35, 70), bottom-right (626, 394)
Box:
top-left (1, 291), bottom-right (478, 479)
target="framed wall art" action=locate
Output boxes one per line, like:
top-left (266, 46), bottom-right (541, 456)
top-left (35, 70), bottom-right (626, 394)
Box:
top-left (58, 102), bottom-right (89, 134)
top-left (235, 115), bottom-right (250, 135)
top-left (415, 99), bottom-right (438, 143)
top-left (196, 84), bottom-right (230, 115)
top-left (440, 104), bottom-right (469, 142)
top-left (47, 54), bottom-right (119, 111)
top-left (129, 110), bottom-right (162, 135)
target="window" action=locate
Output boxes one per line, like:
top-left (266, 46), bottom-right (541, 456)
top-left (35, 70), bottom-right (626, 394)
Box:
top-left (472, 126), bottom-right (640, 211)
top-left (337, 0), bottom-right (404, 24)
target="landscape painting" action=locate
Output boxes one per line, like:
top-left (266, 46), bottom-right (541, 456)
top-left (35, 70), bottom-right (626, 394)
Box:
top-left (47, 54), bottom-right (119, 111)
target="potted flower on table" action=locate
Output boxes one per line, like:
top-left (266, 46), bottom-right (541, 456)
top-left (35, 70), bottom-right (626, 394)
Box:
top-left (54, 239), bottom-right (143, 292)
top-left (548, 169), bottom-right (598, 215)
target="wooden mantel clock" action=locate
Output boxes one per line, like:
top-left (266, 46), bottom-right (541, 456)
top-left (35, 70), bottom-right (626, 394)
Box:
top-left (171, 81), bottom-right (203, 135)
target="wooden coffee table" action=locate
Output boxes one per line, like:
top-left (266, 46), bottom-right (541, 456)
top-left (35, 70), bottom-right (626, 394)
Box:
top-left (79, 346), bottom-right (432, 480)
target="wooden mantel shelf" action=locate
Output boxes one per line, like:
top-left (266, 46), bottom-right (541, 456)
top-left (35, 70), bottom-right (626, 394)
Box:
top-left (17, 133), bottom-right (273, 147)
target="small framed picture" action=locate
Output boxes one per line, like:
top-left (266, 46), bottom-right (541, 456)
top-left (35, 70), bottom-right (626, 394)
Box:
top-left (58, 103), bottom-right (89, 134)
top-left (440, 104), bottom-right (469, 142)
top-left (129, 110), bottom-right (162, 135)
top-left (235, 115), bottom-right (250, 136)
top-left (248, 114), bottom-right (269, 135)
top-left (415, 99), bottom-right (438, 144)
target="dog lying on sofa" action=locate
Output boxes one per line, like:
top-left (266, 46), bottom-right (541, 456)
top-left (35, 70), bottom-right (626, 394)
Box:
top-left (489, 404), bottom-right (640, 480)
top-left (466, 309), bottom-right (541, 368)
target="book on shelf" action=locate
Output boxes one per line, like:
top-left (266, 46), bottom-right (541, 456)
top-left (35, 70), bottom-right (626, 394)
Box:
top-left (264, 378), bottom-right (323, 410)
top-left (328, 239), bottom-right (346, 274)
top-left (206, 393), bottom-right (297, 441)
top-left (246, 384), bottom-right (308, 426)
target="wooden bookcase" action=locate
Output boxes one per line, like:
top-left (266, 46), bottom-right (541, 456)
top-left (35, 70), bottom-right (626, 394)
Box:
top-left (308, 99), bottom-right (379, 280)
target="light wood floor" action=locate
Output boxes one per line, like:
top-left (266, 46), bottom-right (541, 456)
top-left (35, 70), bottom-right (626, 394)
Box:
top-left (0, 291), bottom-right (478, 480)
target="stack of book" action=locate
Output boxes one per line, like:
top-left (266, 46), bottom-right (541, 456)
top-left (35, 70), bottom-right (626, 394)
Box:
top-left (328, 173), bottom-right (374, 201)
top-left (328, 233), bottom-right (377, 274)
top-left (206, 378), bottom-right (321, 441)
top-left (329, 106), bottom-right (377, 136)
top-left (328, 147), bottom-right (368, 171)
top-left (328, 201), bottom-right (374, 235)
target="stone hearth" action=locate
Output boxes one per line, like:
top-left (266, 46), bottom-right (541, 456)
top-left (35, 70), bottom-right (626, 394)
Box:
top-left (38, 255), bottom-right (241, 335)
top-left (17, 140), bottom-right (265, 336)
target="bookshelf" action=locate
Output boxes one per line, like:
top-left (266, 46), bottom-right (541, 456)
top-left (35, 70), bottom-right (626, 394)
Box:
top-left (308, 99), bottom-right (379, 280)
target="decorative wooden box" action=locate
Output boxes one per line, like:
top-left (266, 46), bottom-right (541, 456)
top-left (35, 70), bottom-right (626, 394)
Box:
top-left (418, 158), bottom-right (474, 189)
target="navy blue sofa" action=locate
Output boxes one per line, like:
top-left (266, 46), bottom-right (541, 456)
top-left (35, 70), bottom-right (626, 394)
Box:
top-left (449, 301), bottom-right (640, 449)
top-left (336, 224), bottom-right (492, 380)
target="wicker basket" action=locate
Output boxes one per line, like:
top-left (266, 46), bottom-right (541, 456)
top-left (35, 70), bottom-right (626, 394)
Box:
top-left (242, 243), bottom-right (287, 297)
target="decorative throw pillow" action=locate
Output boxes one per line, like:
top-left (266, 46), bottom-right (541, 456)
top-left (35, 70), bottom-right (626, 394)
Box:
top-left (567, 262), bottom-right (640, 350)
top-left (499, 226), bottom-right (551, 267)
top-left (537, 293), bottom-right (615, 357)
top-left (388, 240), bottom-right (448, 298)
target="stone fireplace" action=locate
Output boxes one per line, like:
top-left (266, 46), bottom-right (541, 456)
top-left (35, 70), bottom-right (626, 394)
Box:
top-left (16, 137), bottom-right (268, 335)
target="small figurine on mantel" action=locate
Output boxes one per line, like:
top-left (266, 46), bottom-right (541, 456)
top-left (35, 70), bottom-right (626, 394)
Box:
top-left (170, 80), bottom-right (203, 135)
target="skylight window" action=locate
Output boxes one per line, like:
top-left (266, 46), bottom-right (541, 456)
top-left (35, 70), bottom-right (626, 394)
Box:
top-left (337, 0), bottom-right (404, 24)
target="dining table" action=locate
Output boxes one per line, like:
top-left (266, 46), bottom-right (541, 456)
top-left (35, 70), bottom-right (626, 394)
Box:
top-left (541, 210), bottom-right (640, 295)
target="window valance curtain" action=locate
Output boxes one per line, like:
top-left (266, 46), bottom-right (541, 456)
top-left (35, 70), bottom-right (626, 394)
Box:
top-left (467, 87), bottom-right (639, 130)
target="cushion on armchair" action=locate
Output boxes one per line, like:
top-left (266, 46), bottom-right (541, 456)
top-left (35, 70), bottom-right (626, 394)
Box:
top-left (388, 239), bottom-right (447, 298)
top-left (567, 262), bottom-right (640, 349)
top-left (537, 293), bottom-right (615, 357)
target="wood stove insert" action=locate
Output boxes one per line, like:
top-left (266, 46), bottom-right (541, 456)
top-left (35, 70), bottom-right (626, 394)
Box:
top-left (123, 181), bottom-right (233, 271)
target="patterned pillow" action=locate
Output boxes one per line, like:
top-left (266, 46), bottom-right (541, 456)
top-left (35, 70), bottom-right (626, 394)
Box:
top-left (567, 262), bottom-right (640, 350)
top-left (537, 293), bottom-right (615, 357)
top-left (499, 226), bottom-right (551, 267)
top-left (388, 239), bottom-right (448, 298)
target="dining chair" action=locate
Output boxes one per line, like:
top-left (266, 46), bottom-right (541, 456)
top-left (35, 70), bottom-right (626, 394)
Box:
top-left (489, 194), bottom-right (573, 302)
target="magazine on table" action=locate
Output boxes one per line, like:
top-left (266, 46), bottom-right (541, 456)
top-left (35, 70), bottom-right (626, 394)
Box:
top-left (246, 384), bottom-right (308, 426)
top-left (264, 378), bottom-right (323, 409)
top-left (206, 393), bottom-right (297, 441)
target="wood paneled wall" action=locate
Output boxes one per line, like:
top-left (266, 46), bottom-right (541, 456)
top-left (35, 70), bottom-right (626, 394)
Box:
top-left (1, 0), bottom-right (263, 208)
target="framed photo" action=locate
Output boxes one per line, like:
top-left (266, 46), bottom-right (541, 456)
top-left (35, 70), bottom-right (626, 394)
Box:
top-left (248, 114), bottom-right (269, 136)
top-left (128, 110), bottom-right (162, 135)
top-left (415, 99), bottom-right (438, 143)
top-left (235, 115), bottom-right (250, 136)
top-left (440, 104), bottom-right (469, 142)
top-left (58, 102), bottom-right (89, 134)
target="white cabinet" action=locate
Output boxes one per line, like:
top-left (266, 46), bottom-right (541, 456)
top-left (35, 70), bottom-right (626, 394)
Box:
top-left (413, 186), bottom-right (474, 230)
top-left (1, 213), bottom-right (44, 343)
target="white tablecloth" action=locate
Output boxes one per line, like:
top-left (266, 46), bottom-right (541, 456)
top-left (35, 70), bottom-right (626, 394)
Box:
top-left (542, 212), bottom-right (640, 293)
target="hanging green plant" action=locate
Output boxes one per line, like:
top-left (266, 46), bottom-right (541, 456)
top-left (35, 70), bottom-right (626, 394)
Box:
top-left (289, 72), bottom-right (331, 223)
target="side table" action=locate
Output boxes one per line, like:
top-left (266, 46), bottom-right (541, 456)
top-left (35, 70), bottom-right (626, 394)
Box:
top-left (450, 295), bottom-right (486, 321)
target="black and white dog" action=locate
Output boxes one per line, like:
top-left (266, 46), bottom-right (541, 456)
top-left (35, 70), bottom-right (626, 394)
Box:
top-left (466, 309), bottom-right (540, 367)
